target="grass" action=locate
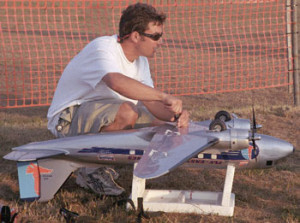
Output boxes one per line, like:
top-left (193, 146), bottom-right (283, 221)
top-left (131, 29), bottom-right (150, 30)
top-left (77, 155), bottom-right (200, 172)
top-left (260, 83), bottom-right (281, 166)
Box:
top-left (0, 86), bottom-right (299, 222)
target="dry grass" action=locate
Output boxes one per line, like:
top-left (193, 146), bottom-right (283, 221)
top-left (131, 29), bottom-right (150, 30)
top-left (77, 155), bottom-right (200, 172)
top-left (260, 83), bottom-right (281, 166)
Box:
top-left (0, 86), bottom-right (299, 223)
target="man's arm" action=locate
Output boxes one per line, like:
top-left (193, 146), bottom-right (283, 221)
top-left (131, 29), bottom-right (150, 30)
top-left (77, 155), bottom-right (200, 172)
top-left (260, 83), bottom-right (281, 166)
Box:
top-left (142, 100), bottom-right (174, 121)
top-left (142, 100), bottom-right (189, 127)
top-left (102, 72), bottom-right (182, 114)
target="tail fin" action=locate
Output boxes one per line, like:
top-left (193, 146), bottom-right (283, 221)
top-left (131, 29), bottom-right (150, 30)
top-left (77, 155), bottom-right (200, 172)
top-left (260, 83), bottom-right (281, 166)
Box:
top-left (17, 159), bottom-right (82, 202)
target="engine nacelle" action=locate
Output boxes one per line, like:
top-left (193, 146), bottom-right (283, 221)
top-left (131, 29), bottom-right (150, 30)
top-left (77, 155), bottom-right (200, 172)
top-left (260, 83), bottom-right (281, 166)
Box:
top-left (224, 118), bottom-right (251, 130)
top-left (206, 128), bottom-right (250, 151)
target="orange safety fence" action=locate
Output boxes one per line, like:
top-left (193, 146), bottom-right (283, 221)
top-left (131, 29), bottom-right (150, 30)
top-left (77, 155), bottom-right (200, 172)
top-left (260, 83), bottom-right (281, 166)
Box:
top-left (0, 0), bottom-right (293, 108)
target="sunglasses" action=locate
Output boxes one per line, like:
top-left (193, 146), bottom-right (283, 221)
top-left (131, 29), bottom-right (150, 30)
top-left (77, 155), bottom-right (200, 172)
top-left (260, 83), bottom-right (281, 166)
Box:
top-left (140, 32), bottom-right (163, 41)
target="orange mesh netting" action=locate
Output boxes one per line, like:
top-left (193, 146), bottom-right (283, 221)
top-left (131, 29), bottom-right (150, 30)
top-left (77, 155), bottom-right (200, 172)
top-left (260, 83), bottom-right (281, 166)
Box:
top-left (0, 0), bottom-right (292, 108)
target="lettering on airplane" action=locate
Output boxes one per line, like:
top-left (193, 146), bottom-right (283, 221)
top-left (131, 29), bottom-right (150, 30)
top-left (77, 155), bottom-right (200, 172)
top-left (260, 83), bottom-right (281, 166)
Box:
top-left (128, 155), bottom-right (142, 161)
top-left (188, 159), bottom-right (223, 165)
top-left (98, 155), bottom-right (115, 161)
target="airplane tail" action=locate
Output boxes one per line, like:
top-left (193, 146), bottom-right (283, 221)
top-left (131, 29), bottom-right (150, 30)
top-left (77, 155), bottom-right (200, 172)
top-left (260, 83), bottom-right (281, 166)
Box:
top-left (17, 159), bottom-right (83, 202)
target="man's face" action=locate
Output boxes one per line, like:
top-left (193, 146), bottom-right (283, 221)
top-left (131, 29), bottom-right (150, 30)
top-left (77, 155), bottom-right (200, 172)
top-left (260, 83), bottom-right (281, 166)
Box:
top-left (137, 22), bottom-right (164, 58)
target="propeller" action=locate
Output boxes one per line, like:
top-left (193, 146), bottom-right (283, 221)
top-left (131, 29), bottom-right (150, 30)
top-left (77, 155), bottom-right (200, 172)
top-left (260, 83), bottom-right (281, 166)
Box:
top-left (251, 106), bottom-right (260, 161)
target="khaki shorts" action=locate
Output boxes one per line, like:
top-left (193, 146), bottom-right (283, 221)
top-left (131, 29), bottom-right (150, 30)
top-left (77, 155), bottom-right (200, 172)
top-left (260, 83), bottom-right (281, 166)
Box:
top-left (56, 99), bottom-right (155, 137)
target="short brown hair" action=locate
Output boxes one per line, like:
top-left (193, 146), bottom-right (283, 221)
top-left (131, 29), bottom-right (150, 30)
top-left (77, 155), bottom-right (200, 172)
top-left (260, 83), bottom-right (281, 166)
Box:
top-left (118, 3), bottom-right (166, 42)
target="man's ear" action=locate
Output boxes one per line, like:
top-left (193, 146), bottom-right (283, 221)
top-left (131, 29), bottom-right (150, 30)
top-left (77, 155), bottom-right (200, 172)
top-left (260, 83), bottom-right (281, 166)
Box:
top-left (130, 31), bottom-right (141, 43)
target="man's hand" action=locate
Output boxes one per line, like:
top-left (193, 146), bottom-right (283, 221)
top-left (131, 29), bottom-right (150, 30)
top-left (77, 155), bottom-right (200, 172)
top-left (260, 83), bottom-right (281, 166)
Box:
top-left (162, 94), bottom-right (183, 114)
top-left (162, 94), bottom-right (189, 127)
top-left (174, 110), bottom-right (189, 128)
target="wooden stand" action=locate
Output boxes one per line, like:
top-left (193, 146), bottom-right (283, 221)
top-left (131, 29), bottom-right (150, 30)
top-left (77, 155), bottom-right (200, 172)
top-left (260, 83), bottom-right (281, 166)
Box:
top-left (128, 163), bottom-right (236, 217)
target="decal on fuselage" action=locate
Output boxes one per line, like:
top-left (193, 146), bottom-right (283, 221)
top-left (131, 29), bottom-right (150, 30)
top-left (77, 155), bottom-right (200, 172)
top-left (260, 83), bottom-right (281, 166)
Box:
top-left (77, 144), bottom-right (259, 165)
top-left (78, 147), bottom-right (144, 155)
top-left (78, 147), bottom-right (144, 161)
top-left (98, 154), bottom-right (115, 161)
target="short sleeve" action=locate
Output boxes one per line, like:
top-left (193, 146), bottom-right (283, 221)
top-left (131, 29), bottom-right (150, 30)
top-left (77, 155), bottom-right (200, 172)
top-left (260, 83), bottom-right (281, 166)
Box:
top-left (139, 57), bottom-right (154, 88)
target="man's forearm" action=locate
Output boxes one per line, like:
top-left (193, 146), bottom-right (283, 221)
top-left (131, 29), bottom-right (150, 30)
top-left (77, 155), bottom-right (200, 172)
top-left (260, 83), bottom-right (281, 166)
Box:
top-left (102, 73), bottom-right (167, 101)
top-left (142, 101), bottom-right (175, 121)
top-left (102, 72), bottom-right (183, 115)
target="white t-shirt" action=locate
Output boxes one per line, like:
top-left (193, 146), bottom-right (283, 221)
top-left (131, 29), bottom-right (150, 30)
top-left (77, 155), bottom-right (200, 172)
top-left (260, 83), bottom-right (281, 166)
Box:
top-left (47, 35), bottom-right (154, 135)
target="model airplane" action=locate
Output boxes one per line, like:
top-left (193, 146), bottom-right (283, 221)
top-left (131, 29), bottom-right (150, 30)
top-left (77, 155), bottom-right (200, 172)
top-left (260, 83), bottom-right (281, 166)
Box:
top-left (3, 111), bottom-right (294, 202)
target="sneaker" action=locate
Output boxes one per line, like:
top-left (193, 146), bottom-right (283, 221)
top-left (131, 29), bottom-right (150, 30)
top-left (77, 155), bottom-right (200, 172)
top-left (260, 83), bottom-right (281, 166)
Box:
top-left (76, 167), bottom-right (124, 196)
top-left (103, 167), bottom-right (120, 180)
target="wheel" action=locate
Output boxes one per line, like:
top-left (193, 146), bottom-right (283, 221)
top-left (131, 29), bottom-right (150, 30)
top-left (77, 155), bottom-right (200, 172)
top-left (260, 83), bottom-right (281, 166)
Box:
top-left (209, 119), bottom-right (227, 132)
top-left (214, 110), bottom-right (232, 122)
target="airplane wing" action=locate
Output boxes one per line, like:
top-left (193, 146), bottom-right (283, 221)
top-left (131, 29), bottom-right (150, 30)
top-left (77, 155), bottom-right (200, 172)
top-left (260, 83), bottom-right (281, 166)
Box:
top-left (3, 149), bottom-right (66, 162)
top-left (3, 130), bottom-right (152, 162)
top-left (134, 125), bottom-right (219, 179)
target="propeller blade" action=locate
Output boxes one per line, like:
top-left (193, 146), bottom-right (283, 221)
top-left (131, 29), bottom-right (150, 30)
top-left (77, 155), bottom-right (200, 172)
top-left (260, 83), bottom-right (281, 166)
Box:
top-left (252, 106), bottom-right (257, 133)
top-left (252, 106), bottom-right (258, 161)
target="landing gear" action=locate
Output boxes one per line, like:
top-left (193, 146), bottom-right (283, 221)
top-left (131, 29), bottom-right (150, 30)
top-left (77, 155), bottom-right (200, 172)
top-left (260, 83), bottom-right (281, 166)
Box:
top-left (209, 119), bottom-right (227, 132)
top-left (215, 110), bottom-right (232, 122)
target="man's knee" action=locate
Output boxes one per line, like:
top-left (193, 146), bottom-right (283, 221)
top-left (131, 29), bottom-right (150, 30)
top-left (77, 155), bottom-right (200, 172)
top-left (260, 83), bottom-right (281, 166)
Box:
top-left (116, 101), bottom-right (139, 128)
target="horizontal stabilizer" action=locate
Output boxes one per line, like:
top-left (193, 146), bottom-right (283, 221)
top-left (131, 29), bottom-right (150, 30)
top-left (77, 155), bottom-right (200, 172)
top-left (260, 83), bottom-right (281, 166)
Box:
top-left (4, 150), bottom-right (66, 161)
top-left (134, 128), bottom-right (218, 179)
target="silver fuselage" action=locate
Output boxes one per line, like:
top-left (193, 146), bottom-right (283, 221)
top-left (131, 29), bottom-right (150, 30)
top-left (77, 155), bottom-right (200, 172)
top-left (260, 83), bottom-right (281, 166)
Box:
top-left (5, 119), bottom-right (294, 170)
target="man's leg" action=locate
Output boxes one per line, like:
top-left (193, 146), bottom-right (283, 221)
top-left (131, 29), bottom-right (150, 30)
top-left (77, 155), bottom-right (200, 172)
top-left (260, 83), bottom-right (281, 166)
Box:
top-left (56, 100), bottom-right (130, 196)
top-left (134, 102), bottom-right (165, 128)
top-left (75, 102), bottom-right (139, 196)
top-left (100, 101), bottom-right (139, 132)
top-left (57, 100), bottom-right (158, 196)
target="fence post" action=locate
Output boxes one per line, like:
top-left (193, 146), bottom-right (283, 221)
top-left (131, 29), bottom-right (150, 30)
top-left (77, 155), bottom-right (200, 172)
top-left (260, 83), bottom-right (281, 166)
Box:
top-left (287, 0), bottom-right (293, 94)
top-left (292, 0), bottom-right (299, 106)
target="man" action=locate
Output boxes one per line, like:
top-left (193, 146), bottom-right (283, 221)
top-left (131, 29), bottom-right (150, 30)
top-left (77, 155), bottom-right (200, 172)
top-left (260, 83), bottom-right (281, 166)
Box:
top-left (47, 3), bottom-right (189, 196)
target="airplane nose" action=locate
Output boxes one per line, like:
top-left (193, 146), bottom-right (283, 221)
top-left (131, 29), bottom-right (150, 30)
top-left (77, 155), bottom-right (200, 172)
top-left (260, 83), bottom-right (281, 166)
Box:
top-left (277, 140), bottom-right (294, 158)
top-left (256, 134), bottom-right (294, 161)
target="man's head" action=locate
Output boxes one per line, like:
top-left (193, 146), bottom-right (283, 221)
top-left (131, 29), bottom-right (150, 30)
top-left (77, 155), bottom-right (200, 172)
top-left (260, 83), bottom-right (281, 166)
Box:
top-left (118, 3), bottom-right (166, 43)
